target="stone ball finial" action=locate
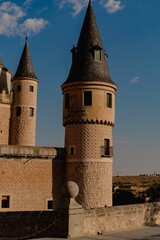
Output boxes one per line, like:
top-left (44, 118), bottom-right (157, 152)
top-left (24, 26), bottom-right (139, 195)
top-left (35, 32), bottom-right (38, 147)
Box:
top-left (62, 181), bottom-right (79, 199)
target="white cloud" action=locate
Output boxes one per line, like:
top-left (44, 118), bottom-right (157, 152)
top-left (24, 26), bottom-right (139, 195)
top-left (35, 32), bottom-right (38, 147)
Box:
top-left (36, 7), bottom-right (48, 15)
top-left (0, 1), bottom-right (48, 37)
top-left (101, 0), bottom-right (124, 13)
top-left (20, 18), bottom-right (48, 35)
top-left (23, 0), bottom-right (33, 7)
top-left (57, 0), bottom-right (89, 16)
top-left (130, 76), bottom-right (140, 85)
top-left (0, 1), bottom-right (25, 36)
top-left (57, 0), bottom-right (124, 16)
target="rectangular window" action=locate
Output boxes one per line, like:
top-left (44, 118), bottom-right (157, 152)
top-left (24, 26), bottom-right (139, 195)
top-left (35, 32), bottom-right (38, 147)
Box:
top-left (29, 86), bottom-right (34, 92)
top-left (84, 91), bottom-right (92, 106)
top-left (107, 93), bottom-right (112, 108)
top-left (29, 107), bottom-right (34, 116)
top-left (65, 93), bottom-right (70, 108)
top-left (94, 50), bottom-right (101, 61)
top-left (16, 107), bottom-right (21, 116)
top-left (1, 196), bottom-right (10, 208)
top-left (47, 200), bottom-right (53, 210)
top-left (17, 85), bottom-right (21, 91)
top-left (69, 146), bottom-right (75, 155)
top-left (104, 139), bottom-right (110, 156)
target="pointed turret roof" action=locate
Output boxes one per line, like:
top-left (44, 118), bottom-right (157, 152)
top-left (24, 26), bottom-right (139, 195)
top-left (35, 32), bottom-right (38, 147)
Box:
top-left (13, 37), bottom-right (38, 80)
top-left (63, 0), bottom-right (116, 85)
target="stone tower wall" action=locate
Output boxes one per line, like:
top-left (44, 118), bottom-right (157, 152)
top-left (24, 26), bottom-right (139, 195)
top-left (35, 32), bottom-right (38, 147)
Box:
top-left (63, 82), bottom-right (116, 125)
top-left (65, 124), bottom-right (113, 160)
top-left (62, 82), bottom-right (116, 209)
top-left (66, 161), bottom-right (112, 208)
top-left (65, 124), bottom-right (113, 208)
top-left (9, 79), bottom-right (38, 146)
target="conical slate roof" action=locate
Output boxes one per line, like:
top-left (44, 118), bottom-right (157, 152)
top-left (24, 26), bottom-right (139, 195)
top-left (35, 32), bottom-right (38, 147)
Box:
top-left (63, 0), bottom-right (116, 85)
top-left (13, 37), bottom-right (38, 80)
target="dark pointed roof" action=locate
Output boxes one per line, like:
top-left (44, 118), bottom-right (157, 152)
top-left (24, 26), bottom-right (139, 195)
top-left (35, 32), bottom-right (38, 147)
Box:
top-left (13, 37), bottom-right (38, 80)
top-left (63, 0), bottom-right (116, 85)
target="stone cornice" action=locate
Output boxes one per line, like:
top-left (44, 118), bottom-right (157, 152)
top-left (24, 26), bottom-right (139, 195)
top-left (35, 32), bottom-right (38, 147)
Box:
top-left (63, 119), bottom-right (114, 126)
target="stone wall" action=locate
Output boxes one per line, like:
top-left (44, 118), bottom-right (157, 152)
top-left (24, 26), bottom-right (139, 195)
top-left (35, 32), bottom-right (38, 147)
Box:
top-left (0, 203), bottom-right (160, 238)
top-left (0, 145), bottom-right (65, 212)
top-left (84, 203), bottom-right (160, 235)
top-left (0, 211), bottom-right (59, 239)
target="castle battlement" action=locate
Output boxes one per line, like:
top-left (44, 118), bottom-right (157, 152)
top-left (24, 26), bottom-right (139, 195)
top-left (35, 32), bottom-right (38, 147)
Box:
top-left (0, 145), bottom-right (65, 159)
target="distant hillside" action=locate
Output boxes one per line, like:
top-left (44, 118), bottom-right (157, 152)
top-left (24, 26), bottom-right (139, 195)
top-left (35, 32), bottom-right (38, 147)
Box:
top-left (113, 175), bottom-right (160, 205)
top-left (113, 175), bottom-right (160, 188)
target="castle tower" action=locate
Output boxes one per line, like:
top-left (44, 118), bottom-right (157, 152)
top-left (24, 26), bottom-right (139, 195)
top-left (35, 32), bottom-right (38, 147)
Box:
top-left (9, 38), bottom-right (39, 146)
top-left (0, 60), bottom-right (12, 145)
top-left (61, 1), bottom-right (117, 208)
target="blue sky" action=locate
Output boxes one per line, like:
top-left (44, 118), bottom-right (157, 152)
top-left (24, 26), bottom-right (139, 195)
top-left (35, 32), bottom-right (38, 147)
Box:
top-left (0, 0), bottom-right (160, 175)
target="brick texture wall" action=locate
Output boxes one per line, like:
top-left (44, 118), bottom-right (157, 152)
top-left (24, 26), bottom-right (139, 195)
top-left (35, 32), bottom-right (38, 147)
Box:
top-left (0, 158), bottom-right (52, 211)
top-left (62, 81), bottom-right (116, 209)
top-left (66, 162), bottom-right (112, 209)
top-left (63, 82), bottom-right (116, 125)
top-left (9, 79), bottom-right (38, 146)
top-left (65, 124), bottom-right (113, 160)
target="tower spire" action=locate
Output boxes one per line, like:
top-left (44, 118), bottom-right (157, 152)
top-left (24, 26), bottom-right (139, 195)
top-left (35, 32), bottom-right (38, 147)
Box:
top-left (64, 0), bottom-right (115, 85)
top-left (13, 37), bottom-right (37, 80)
top-left (61, 1), bottom-right (117, 209)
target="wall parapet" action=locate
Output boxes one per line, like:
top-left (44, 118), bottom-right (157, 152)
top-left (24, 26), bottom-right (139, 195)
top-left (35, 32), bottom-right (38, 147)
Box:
top-left (0, 145), bottom-right (65, 159)
top-left (84, 203), bottom-right (160, 235)
top-left (0, 203), bottom-right (160, 238)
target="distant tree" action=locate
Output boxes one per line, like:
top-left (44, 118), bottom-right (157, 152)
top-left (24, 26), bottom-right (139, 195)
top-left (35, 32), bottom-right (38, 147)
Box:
top-left (146, 185), bottom-right (160, 202)
top-left (113, 190), bottom-right (136, 206)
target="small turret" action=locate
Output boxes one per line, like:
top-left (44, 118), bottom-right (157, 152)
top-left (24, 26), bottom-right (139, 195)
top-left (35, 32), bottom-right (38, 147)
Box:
top-left (9, 38), bottom-right (39, 146)
top-left (0, 60), bottom-right (12, 145)
top-left (61, 0), bottom-right (117, 209)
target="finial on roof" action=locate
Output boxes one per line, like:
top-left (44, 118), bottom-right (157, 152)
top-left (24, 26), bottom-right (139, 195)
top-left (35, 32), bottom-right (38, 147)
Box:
top-left (13, 37), bottom-right (38, 80)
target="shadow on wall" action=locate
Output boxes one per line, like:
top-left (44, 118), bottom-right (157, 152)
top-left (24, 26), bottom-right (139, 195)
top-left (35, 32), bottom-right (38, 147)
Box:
top-left (52, 148), bottom-right (66, 210)
top-left (144, 203), bottom-right (160, 226)
top-left (0, 211), bottom-right (59, 239)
